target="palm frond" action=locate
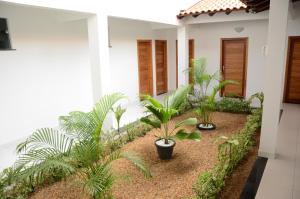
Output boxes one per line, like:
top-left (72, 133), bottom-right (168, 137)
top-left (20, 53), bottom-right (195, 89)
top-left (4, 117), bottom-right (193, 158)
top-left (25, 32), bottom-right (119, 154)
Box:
top-left (16, 156), bottom-right (74, 184)
top-left (167, 86), bottom-right (190, 110)
top-left (209, 80), bottom-right (238, 102)
top-left (79, 164), bottom-right (114, 199)
top-left (59, 111), bottom-right (96, 140)
top-left (16, 128), bottom-right (73, 155)
top-left (121, 151), bottom-right (151, 178)
top-left (92, 93), bottom-right (125, 142)
top-left (70, 140), bottom-right (103, 168)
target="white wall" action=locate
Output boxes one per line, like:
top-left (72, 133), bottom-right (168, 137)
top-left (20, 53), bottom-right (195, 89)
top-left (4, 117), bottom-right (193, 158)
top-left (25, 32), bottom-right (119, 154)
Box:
top-left (1, 0), bottom-right (198, 25)
top-left (109, 17), bottom-right (177, 102)
top-left (0, 5), bottom-right (93, 146)
top-left (189, 20), bottom-right (268, 98)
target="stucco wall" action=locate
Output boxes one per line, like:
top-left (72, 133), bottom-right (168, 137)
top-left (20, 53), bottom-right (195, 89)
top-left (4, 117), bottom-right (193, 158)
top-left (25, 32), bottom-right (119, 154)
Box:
top-left (189, 20), bottom-right (268, 98)
top-left (0, 5), bottom-right (93, 146)
top-left (109, 17), bottom-right (177, 102)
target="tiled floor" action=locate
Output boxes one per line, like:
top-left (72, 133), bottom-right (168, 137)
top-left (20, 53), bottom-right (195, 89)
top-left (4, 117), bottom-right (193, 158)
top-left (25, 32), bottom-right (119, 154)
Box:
top-left (256, 103), bottom-right (300, 199)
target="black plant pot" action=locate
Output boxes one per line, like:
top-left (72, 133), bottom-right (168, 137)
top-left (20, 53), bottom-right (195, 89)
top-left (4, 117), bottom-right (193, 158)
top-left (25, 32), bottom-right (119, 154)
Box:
top-left (197, 123), bottom-right (216, 131)
top-left (155, 139), bottom-right (176, 160)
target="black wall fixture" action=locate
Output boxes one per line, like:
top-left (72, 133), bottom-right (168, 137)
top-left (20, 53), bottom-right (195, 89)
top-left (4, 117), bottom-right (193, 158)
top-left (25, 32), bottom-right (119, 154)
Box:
top-left (0, 18), bottom-right (13, 50)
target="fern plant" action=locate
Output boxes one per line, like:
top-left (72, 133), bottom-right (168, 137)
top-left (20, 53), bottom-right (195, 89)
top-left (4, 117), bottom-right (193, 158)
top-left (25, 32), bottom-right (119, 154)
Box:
top-left (14, 93), bottom-right (150, 199)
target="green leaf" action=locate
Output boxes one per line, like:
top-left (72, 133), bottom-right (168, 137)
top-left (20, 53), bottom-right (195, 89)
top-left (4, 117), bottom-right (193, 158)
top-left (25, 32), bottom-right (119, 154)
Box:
top-left (121, 151), bottom-right (151, 178)
top-left (175, 130), bottom-right (189, 140)
top-left (187, 131), bottom-right (201, 141)
top-left (175, 130), bottom-right (201, 141)
top-left (140, 117), bottom-right (161, 129)
top-left (175, 118), bottom-right (197, 128)
top-left (227, 139), bottom-right (239, 145)
top-left (141, 95), bottom-right (163, 108)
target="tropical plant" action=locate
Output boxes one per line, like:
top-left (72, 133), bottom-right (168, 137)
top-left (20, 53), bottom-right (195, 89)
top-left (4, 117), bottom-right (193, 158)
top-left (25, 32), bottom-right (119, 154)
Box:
top-left (189, 58), bottom-right (238, 128)
top-left (187, 58), bottom-right (219, 106)
top-left (112, 105), bottom-right (126, 136)
top-left (14, 93), bottom-right (150, 199)
top-left (195, 80), bottom-right (237, 128)
top-left (140, 86), bottom-right (200, 145)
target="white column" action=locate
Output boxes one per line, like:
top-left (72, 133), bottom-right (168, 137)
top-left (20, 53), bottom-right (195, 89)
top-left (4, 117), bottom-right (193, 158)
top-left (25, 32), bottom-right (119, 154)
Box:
top-left (259, 0), bottom-right (290, 158)
top-left (177, 25), bottom-right (189, 86)
top-left (87, 14), bottom-right (111, 103)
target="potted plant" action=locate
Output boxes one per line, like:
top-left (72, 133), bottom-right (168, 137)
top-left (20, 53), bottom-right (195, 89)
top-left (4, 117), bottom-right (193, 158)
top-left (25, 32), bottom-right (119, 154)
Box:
top-left (188, 58), bottom-right (237, 130)
top-left (140, 86), bottom-right (201, 160)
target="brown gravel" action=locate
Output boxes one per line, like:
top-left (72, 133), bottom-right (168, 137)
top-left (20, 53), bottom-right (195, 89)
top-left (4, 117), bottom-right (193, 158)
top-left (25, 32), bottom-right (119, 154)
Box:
top-left (29, 111), bottom-right (248, 199)
top-left (111, 111), bottom-right (247, 199)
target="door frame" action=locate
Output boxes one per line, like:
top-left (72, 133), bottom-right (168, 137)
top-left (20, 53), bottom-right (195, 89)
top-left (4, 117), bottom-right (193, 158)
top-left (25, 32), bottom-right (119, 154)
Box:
top-left (155, 40), bottom-right (168, 95)
top-left (283, 36), bottom-right (300, 103)
top-left (220, 37), bottom-right (248, 98)
top-left (137, 40), bottom-right (153, 96)
top-left (176, 39), bottom-right (194, 88)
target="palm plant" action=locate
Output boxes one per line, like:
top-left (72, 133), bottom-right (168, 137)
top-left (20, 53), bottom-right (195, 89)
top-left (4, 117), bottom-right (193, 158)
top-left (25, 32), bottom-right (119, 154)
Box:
top-left (14, 93), bottom-right (150, 199)
top-left (112, 105), bottom-right (126, 136)
top-left (189, 58), bottom-right (237, 130)
top-left (187, 58), bottom-right (220, 106)
top-left (141, 86), bottom-right (200, 159)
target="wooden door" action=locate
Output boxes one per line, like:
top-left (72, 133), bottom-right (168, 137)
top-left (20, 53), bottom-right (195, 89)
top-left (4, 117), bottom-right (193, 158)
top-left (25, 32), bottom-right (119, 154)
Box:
top-left (176, 39), bottom-right (194, 87)
top-left (221, 38), bottom-right (248, 97)
top-left (155, 40), bottom-right (168, 95)
top-left (176, 40), bottom-right (178, 88)
top-left (189, 39), bottom-right (195, 83)
top-left (284, 36), bottom-right (300, 103)
top-left (137, 40), bottom-right (153, 96)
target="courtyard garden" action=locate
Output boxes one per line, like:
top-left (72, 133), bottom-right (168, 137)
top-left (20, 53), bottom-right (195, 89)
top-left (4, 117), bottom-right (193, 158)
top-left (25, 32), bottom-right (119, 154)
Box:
top-left (0, 58), bottom-right (263, 199)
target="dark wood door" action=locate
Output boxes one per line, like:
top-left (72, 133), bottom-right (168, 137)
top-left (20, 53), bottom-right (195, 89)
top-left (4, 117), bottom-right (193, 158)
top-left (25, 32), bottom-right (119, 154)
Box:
top-left (155, 40), bottom-right (168, 95)
top-left (176, 39), bottom-right (194, 87)
top-left (284, 36), bottom-right (300, 103)
top-left (137, 40), bottom-right (153, 96)
top-left (221, 38), bottom-right (248, 97)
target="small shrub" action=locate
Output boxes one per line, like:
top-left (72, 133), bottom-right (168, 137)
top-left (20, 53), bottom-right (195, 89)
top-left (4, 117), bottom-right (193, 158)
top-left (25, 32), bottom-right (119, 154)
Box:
top-left (216, 97), bottom-right (251, 113)
top-left (193, 106), bottom-right (263, 199)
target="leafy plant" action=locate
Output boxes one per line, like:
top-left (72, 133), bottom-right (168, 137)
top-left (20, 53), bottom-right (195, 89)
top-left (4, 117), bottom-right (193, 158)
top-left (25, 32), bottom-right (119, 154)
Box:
top-left (112, 105), bottom-right (126, 136)
top-left (13, 93), bottom-right (150, 199)
top-left (140, 86), bottom-right (200, 144)
top-left (188, 58), bottom-right (238, 126)
top-left (216, 97), bottom-right (251, 113)
top-left (195, 80), bottom-right (237, 126)
top-left (193, 105), bottom-right (263, 199)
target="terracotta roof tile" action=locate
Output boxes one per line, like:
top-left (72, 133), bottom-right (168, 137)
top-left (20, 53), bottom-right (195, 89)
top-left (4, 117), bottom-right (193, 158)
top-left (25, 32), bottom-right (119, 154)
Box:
top-left (178, 0), bottom-right (247, 18)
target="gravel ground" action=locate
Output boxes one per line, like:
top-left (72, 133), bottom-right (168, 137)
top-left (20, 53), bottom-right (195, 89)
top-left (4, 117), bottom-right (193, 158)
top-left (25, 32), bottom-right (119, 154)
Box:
top-left (30, 111), bottom-right (248, 199)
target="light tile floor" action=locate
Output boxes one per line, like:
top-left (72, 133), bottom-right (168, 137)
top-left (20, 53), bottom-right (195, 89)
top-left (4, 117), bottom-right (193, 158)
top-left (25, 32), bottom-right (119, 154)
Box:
top-left (256, 103), bottom-right (300, 199)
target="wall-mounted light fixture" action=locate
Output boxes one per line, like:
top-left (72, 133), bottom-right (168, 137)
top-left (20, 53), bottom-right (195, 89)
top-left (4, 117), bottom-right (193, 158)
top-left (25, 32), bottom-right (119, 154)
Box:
top-left (234, 26), bottom-right (244, 33)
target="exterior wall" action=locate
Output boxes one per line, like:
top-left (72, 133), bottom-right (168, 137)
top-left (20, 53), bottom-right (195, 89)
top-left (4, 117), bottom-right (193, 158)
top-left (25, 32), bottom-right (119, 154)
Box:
top-left (189, 20), bottom-right (268, 98)
top-left (109, 17), bottom-right (177, 102)
top-left (0, 5), bottom-right (93, 146)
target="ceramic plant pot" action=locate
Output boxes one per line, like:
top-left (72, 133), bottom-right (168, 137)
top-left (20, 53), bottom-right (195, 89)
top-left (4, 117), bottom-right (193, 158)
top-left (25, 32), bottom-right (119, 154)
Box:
top-left (197, 123), bottom-right (216, 131)
top-left (155, 139), bottom-right (176, 160)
